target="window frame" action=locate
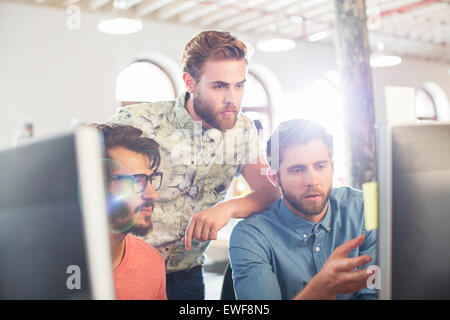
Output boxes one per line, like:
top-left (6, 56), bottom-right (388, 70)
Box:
top-left (241, 70), bottom-right (273, 133)
top-left (415, 87), bottom-right (438, 121)
top-left (118, 58), bottom-right (178, 107)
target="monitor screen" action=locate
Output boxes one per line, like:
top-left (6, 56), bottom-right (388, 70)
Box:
top-left (0, 128), bottom-right (114, 299)
top-left (377, 122), bottom-right (450, 299)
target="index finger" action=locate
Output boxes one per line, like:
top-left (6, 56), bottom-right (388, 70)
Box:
top-left (184, 213), bottom-right (197, 251)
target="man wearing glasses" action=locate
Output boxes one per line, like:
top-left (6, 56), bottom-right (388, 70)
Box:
top-left (98, 124), bottom-right (167, 300)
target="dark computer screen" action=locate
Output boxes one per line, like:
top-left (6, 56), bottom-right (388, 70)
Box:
top-left (390, 123), bottom-right (450, 299)
top-left (0, 134), bottom-right (92, 299)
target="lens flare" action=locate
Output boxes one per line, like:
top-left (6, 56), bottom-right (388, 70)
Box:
top-left (103, 158), bottom-right (138, 234)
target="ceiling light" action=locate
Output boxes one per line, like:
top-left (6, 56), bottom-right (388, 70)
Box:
top-left (257, 38), bottom-right (296, 53)
top-left (370, 53), bottom-right (402, 68)
top-left (370, 42), bottom-right (402, 68)
top-left (307, 29), bottom-right (335, 42)
top-left (97, 17), bottom-right (143, 35)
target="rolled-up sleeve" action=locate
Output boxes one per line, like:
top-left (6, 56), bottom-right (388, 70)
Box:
top-left (229, 223), bottom-right (282, 300)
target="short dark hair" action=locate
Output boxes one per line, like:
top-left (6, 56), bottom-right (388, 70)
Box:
top-left (182, 30), bottom-right (248, 82)
top-left (266, 119), bottom-right (333, 169)
top-left (94, 124), bottom-right (161, 174)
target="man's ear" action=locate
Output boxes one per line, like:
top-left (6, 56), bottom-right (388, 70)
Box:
top-left (183, 72), bottom-right (196, 94)
top-left (266, 168), bottom-right (279, 188)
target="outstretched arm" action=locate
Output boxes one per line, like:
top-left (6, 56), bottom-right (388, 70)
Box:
top-left (183, 156), bottom-right (281, 251)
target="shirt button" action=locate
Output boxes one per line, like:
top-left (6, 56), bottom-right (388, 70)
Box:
top-left (315, 246), bottom-right (321, 252)
top-left (303, 234), bottom-right (307, 239)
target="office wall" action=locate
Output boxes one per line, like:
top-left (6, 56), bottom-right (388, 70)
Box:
top-left (372, 58), bottom-right (450, 122)
top-left (1, 1), bottom-right (449, 149)
top-left (0, 2), bottom-right (195, 148)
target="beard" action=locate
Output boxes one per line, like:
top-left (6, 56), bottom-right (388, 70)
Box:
top-left (128, 201), bottom-right (153, 237)
top-left (279, 180), bottom-right (331, 217)
top-left (128, 218), bottom-right (152, 237)
top-left (193, 91), bottom-right (238, 131)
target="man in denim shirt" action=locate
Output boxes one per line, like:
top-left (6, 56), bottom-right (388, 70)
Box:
top-left (229, 119), bottom-right (377, 300)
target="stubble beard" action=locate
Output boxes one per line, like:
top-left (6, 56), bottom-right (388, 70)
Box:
top-left (279, 179), bottom-right (331, 218)
top-left (193, 91), bottom-right (238, 131)
top-left (128, 202), bottom-right (153, 237)
top-left (128, 220), bottom-right (152, 237)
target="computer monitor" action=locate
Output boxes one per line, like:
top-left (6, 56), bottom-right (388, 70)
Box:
top-left (377, 122), bottom-right (450, 299)
top-left (0, 127), bottom-right (114, 299)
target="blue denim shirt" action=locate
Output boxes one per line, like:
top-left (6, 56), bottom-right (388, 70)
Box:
top-left (229, 186), bottom-right (377, 300)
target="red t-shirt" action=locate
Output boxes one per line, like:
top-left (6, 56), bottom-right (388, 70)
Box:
top-left (113, 235), bottom-right (167, 300)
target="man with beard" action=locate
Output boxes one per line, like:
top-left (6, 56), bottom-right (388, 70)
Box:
top-left (229, 119), bottom-right (377, 300)
top-left (107, 31), bottom-right (280, 299)
top-left (99, 124), bottom-right (167, 300)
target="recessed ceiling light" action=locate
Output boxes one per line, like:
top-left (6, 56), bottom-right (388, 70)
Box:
top-left (257, 38), bottom-right (296, 53)
top-left (370, 54), bottom-right (402, 68)
top-left (307, 29), bottom-right (335, 42)
top-left (97, 17), bottom-right (143, 35)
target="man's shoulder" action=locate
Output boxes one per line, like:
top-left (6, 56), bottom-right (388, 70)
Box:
top-left (331, 186), bottom-right (363, 202)
top-left (106, 99), bottom-right (179, 137)
top-left (118, 99), bottom-right (176, 117)
top-left (231, 200), bottom-right (281, 239)
top-left (330, 186), bottom-right (364, 220)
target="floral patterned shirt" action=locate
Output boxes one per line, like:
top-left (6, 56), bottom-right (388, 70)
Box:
top-left (107, 92), bottom-right (264, 273)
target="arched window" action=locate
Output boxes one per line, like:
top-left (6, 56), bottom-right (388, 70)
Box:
top-left (241, 71), bottom-right (273, 144)
top-left (415, 83), bottom-right (450, 122)
top-left (415, 87), bottom-right (437, 121)
top-left (116, 59), bottom-right (178, 106)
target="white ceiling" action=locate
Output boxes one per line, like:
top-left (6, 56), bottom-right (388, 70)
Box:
top-left (6, 0), bottom-right (450, 63)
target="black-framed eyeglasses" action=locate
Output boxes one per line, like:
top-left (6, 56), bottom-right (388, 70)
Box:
top-left (110, 172), bottom-right (163, 193)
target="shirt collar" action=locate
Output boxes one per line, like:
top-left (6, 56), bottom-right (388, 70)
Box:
top-left (173, 91), bottom-right (196, 130)
top-left (318, 201), bottom-right (333, 233)
top-left (279, 197), bottom-right (333, 235)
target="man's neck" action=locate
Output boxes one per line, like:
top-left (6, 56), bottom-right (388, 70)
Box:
top-left (184, 93), bottom-right (212, 130)
top-left (109, 233), bottom-right (126, 271)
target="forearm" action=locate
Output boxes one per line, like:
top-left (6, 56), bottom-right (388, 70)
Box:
top-left (293, 276), bottom-right (336, 300)
top-left (228, 188), bottom-right (280, 219)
